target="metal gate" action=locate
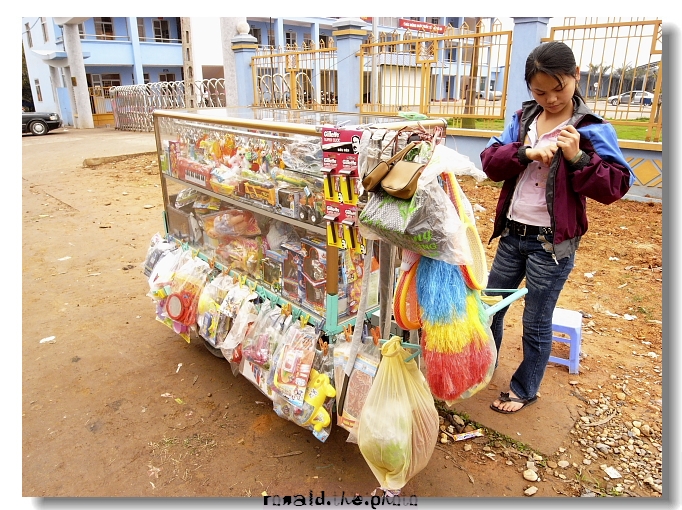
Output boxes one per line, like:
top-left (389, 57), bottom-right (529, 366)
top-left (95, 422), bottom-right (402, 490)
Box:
top-left (251, 42), bottom-right (338, 111)
top-left (109, 79), bottom-right (227, 131)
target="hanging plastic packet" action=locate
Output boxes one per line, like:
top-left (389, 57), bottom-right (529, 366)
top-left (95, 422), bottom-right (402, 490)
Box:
top-left (241, 302), bottom-right (286, 368)
top-left (220, 299), bottom-right (258, 376)
top-left (215, 280), bottom-right (257, 348)
top-left (339, 329), bottom-right (382, 439)
top-left (142, 233), bottom-right (176, 278)
top-left (196, 273), bottom-right (237, 348)
top-left (147, 245), bottom-right (190, 301)
top-left (273, 339), bottom-right (336, 442)
top-left (238, 301), bottom-right (290, 397)
top-left (161, 254), bottom-right (211, 341)
top-left (268, 319), bottom-right (319, 408)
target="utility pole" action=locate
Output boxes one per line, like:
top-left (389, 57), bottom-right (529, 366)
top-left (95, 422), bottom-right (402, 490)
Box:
top-left (181, 18), bottom-right (196, 109)
top-left (462, 18), bottom-right (481, 129)
top-left (371, 18), bottom-right (379, 109)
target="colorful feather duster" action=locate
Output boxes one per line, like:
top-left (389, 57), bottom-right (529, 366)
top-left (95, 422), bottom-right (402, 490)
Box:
top-left (416, 256), bottom-right (494, 402)
top-left (391, 173), bottom-right (496, 402)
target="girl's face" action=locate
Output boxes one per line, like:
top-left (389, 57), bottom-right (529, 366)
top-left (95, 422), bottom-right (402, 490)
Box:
top-left (528, 70), bottom-right (579, 117)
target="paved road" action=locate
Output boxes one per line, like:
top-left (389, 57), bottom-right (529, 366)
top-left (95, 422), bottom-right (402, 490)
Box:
top-left (22, 127), bottom-right (157, 179)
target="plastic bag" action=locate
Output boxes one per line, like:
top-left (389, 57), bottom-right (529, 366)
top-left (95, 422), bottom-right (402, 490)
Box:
top-left (357, 336), bottom-right (439, 493)
top-left (202, 209), bottom-right (262, 239)
top-left (423, 144), bottom-right (488, 182)
top-left (273, 341), bottom-right (336, 442)
top-left (161, 254), bottom-right (211, 341)
top-left (337, 337), bottom-right (382, 439)
top-left (239, 300), bottom-right (284, 399)
top-left (359, 144), bottom-right (474, 266)
top-left (241, 301), bottom-right (284, 368)
top-left (268, 320), bottom-right (319, 408)
top-left (175, 188), bottom-right (199, 208)
top-left (147, 246), bottom-right (189, 300)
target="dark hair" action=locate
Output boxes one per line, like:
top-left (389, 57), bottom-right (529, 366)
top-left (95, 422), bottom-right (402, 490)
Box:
top-left (525, 41), bottom-right (583, 99)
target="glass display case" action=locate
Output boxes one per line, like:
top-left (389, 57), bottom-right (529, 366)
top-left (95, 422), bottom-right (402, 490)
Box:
top-left (152, 107), bottom-right (420, 335)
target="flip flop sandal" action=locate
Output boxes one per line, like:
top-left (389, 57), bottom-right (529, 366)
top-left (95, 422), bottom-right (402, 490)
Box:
top-left (490, 392), bottom-right (538, 414)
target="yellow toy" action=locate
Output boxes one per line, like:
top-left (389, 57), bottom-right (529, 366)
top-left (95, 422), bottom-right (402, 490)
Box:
top-left (295, 369), bottom-right (337, 432)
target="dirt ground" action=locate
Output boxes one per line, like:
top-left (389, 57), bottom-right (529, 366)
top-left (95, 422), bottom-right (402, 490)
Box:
top-left (21, 147), bottom-right (663, 501)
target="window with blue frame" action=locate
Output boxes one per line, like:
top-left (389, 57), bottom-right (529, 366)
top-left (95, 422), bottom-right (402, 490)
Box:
top-left (137, 18), bottom-right (146, 41)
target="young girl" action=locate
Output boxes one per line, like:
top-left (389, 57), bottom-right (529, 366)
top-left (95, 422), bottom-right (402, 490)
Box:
top-left (480, 41), bottom-right (634, 414)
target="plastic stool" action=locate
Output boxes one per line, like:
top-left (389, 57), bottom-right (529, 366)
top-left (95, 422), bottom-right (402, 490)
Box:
top-left (548, 308), bottom-right (583, 374)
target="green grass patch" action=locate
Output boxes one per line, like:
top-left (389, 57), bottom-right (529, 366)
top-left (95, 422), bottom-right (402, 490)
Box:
top-left (448, 117), bottom-right (658, 142)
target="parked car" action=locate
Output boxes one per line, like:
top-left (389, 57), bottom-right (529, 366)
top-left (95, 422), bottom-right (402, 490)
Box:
top-left (478, 89), bottom-right (503, 101)
top-left (607, 90), bottom-right (654, 106)
top-left (22, 111), bottom-right (62, 135)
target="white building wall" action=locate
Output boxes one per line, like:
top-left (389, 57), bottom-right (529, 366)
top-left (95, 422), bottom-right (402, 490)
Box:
top-left (188, 17), bottom-right (223, 82)
top-left (22, 17), bottom-right (61, 112)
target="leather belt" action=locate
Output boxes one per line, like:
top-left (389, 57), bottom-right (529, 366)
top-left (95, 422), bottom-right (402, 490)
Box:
top-left (507, 219), bottom-right (553, 236)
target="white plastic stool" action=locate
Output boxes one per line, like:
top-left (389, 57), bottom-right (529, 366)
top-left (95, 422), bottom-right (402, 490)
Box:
top-left (548, 308), bottom-right (583, 374)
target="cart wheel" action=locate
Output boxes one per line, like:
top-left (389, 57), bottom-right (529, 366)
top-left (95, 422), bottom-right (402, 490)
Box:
top-left (203, 339), bottom-right (225, 359)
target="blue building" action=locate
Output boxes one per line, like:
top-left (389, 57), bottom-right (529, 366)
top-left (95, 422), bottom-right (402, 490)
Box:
top-left (22, 17), bottom-right (183, 127)
top-left (22, 17), bottom-right (495, 127)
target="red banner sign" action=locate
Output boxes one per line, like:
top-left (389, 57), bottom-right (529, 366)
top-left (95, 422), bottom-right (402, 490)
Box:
top-left (399, 19), bottom-right (445, 34)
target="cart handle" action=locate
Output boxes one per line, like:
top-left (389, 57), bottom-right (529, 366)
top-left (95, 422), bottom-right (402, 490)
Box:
top-left (482, 288), bottom-right (528, 317)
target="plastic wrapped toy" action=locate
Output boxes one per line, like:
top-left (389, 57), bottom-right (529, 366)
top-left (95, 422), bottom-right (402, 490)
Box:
top-left (294, 368), bottom-right (336, 431)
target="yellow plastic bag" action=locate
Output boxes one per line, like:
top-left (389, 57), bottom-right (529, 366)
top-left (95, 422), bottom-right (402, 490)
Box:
top-left (357, 336), bottom-right (439, 493)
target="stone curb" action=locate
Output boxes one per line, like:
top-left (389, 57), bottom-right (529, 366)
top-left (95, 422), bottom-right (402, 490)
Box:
top-left (82, 151), bottom-right (157, 167)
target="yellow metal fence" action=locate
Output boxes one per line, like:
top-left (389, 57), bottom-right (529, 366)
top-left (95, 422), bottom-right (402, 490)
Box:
top-left (249, 18), bottom-right (661, 142)
top-left (358, 19), bottom-right (511, 128)
top-left (546, 18), bottom-right (662, 142)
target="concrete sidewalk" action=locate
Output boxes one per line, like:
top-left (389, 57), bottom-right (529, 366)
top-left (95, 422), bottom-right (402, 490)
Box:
top-left (449, 321), bottom-right (579, 456)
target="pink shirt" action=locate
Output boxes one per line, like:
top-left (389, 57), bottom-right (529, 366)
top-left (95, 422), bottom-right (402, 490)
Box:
top-left (508, 117), bottom-right (570, 227)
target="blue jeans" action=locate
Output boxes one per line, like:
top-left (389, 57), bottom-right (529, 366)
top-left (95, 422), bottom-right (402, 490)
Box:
top-left (486, 229), bottom-right (575, 400)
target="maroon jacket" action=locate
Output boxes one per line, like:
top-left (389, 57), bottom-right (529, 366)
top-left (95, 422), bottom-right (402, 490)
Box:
top-left (480, 97), bottom-right (633, 260)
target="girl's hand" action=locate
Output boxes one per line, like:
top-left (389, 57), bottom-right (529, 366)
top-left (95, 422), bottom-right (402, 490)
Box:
top-left (526, 145), bottom-right (557, 166)
top-left (557, 125), bottom-right (581, 161)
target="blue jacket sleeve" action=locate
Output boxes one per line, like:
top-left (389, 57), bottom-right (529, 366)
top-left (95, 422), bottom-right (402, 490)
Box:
top-left (578, 123), bottom-right (635, 186)
top-left (570, 122), bottom-right (634, 204)
top-left (480, 114), bottom-right (527, 182)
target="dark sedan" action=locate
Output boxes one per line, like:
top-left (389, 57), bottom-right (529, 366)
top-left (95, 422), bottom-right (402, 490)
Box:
top-left (22, 111), bottom-right (62, 136)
